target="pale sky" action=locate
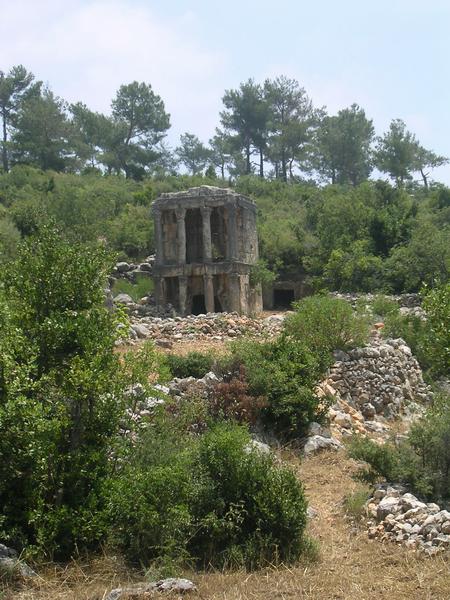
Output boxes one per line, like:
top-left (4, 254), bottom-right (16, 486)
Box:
top-left (1, 0), bottom-right (450, 183)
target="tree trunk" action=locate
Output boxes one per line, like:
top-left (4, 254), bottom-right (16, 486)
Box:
top-left (420, 168), bottom-right (428, 189)
top-left (281, 147), bottom-right (287, 182)
top-left (259, 147), bottom-right (264, 178)
top-left (2, 109), bottom-right (9, 173)
top-left (288, 159), bottom-right (294, 180)
top-left (245, 144), bottom-right (251, 174)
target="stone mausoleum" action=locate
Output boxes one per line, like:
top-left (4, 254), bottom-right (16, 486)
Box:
top-left (152, 186), bottom-right (262, 315)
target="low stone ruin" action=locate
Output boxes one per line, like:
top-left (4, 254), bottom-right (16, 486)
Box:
top-left (365, 485), bottom-right (450, 556)
top-left (316, 337), bottom-right (433, 443)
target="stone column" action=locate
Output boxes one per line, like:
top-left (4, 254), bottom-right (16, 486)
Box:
top-left (228, 273), bottom-right (241, 313)
top-left (204, 273), bottom-right (215, 313)
top-left (201, 206), bottom-right (212, 262)
top-left (227, 203), bottom-right (238, 261)
top-left (175, 207), bottom-right (186, 264)
top-left (153, 208), bottom-right (164, 265)
top-left (178, 276), bottom-right (188, 315)
top-left (153, 275), bottom-right (164, 308)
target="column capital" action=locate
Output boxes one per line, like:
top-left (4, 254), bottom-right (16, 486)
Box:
top-left (201, 205), bottom-right (213, 216)
top-left (175, 207), bottom-right (186, 220)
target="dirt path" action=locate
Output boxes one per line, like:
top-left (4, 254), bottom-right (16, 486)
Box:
top-left (8, 451), bottom-right (449, 600)
top-left (193, 451), bottom-right (449, 600)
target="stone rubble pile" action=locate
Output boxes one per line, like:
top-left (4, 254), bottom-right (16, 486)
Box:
top-left (331, 292), bottom-right (422, 309)
top-left (316, 337), bottom-right (432, 443)
top-left (110, 256), bottom-right (155, 284)
top-left (119, 312), bottom-right (286, 347)
top-left (365, 486), bottom-right (450, 555)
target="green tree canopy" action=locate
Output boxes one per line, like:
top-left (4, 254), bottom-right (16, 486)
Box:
top-left (175, 132), bottom-right (211, 175)
top-left (221, 79), bottom-right (270, 177)
top-left (12, 87), bottom-right (77, 172)
top-left (264, 76), bottom-right (320, 181)
top-left (110, 81), bottom-right (170, 179)
top-left (0, 65), bottom-right (41, 172)
top-left (375, 119), bottom-right (418, 185)
top-left (314, 104), bottom-right (374, 185)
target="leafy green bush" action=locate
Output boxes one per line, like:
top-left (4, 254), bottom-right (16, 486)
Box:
top-left (0, 216), bottom-right (21, 262)
top-left (220, 295), bottom-right (370, 440)
top-left (383, 283), bottom-right (450, 378)
top-left (384, 220), bottom-right (450, 292)
top-left (347, 436), bottom-right (398, 484)
top-left (323, 241), bottom-right (384, 292)
top-left (249, 259), bottom-right (276, 287)
top-left (348, 393), bottom-right (450, 501)
top-left (106, 204), bottom-right (154, 259)
top-left (230, 336), bottom-right (330, 440)
top-left (284, 295), bottom-right (369, 354)
top-left (106, 423), bottom-right (309, 569)
top-left (112, 273), bottom-right (154, 302)
top-left (0, 226), bottom-right (123, 556)
top-left (371, 294), bottom-right (399, 317)
top-left (421, 283), bottom-right (450, 378)
top-left (165, 351), bottom-right (214, 379)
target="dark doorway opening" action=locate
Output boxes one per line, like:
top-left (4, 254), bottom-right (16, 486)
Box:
top-left (214, 296), bottom-right (223, 312)
top-left (273, 289), bottom-right (295, 309)
top-left (192, 294), bottom-right (206, 315)
top-left (165, 277), bottom-right (179, 311)
top-left (185, 208), bottom-right (204, 264)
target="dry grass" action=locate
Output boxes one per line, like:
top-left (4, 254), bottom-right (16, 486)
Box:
top-left (4, 451), bottom-right (449, 600)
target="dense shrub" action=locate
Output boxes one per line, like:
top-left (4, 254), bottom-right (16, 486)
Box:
top-left (421, 283), bottom-right (450, 378)
top-left (371, 294), bottom-right (399, 317)
top-left (323, 241), bottom-right (384, 292)
top-left (166, 351), bottom-right (214, 379)
top-left (284, 295), bottom-right (369, 354)
top-left (106, 422), bottom-right (309, 569)
top-left (209, 367), bottom-right (267, 425)
top-left (0, 226), bottom-right (122, 555)
top-left (0, 227), bottom-right (163, 558)
top-left (230, 336), bottom-right (330, 440)
top-left (384, 220), bottom-right (450, 292)
top-left (383, 283), bottom-right (450, 378)
top-left (0, 215), bottom-right (21, 262)
top-left (348, 393), bottom-right (450, 502)
top-left (220, 296), bottom-right (370, 440)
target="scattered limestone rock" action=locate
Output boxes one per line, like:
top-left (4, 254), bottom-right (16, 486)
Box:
top-left (303, 434), bottom-right (342, 456)
top-left (0, 544), bottom-right (36, 579)
top-left (365, 486), bottom-right (450, 554)
top-left (106, 578), bottom-right (196, 599)
top-left (114, 293), bottom-right (134, 305)
top-left (118, 312), bottom-right (284, 346)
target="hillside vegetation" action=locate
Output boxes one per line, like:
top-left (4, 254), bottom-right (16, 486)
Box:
top-left (0, 168), bottom-right (449, 294)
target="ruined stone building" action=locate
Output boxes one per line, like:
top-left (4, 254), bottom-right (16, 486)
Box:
top-left (152, 186), bottom-right (262, 315)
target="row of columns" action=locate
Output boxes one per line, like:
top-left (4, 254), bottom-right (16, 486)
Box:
top-left (154, 204), bottom-right (238, 265)
top-left (154, 272), bottom-right (241, 315)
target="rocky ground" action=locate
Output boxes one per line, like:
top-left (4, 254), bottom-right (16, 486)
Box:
top-left (119, 308), bottom-right (285, 348)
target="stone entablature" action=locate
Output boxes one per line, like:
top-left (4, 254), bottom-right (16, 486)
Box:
top-left (152, 186), bottom-right (261, 316)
